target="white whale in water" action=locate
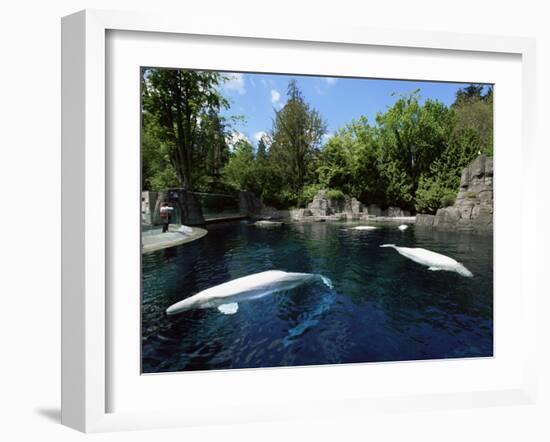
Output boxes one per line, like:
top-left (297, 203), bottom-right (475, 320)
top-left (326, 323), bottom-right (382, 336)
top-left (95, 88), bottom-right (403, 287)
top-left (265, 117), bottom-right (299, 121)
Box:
top-left (166, 270), bottom-right (334, 315)
top-left (353, 225), bottom-right (378, 230)
top-left (397, 224), bottom-right (408, 231)
top-left (380, 244), bottom-right (473, 277)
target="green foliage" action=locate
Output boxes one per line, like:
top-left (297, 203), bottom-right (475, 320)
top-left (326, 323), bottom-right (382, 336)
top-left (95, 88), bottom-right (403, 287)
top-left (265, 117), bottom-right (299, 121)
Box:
top-left (198, 194), bottom-right (239, 210)
top-left (413, 86), bottom-right (492, 212)
top-left (300, 183), bottom-right (325, 204)
top-left (268, 80), bottom-right (327, 192)
top-left (440, 194), bottom-right (455, 208)
top-left (141, 117), bottom-right (180, 191)
top-left (223, 139), bottom-right (259, 193)
top-left (325, 189), bottom-right (345, 200)
top-left (231, 80), bottom-right (329, 209)
top-left (415, 175), bottom-right (456, 214)
top-left (142, 71), bottom-right (492, 215)
top-left (375, 92), bottom-right (454, 210)
top-left (317, 117), bottom-right (385, 204)
top-left (141, 68), bottom-right (230, 190)
top-left (451, 85), bottom-right (493, 156)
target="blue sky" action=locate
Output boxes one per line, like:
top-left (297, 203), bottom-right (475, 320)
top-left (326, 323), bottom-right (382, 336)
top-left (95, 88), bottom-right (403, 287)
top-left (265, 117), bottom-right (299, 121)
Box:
top-left (218, 72), bottom-right (489, 147)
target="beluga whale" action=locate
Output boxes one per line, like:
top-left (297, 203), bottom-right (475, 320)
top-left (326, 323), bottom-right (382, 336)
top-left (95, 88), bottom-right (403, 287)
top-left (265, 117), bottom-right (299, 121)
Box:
top-left (166, 270), bottom-right (334, 315)
top-left (380, 244), bottom-right (473, 277)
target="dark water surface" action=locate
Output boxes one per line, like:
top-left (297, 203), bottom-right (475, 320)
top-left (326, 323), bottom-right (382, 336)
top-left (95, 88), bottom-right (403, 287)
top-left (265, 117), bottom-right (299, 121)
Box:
top-left (141, 221), bottom-right (493, 373)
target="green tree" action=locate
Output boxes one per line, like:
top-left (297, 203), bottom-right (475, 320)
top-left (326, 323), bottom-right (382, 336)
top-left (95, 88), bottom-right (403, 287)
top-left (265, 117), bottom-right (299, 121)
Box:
top-left (454, 84), bottom-right (484, 105)
top-left (141, 111), bottom-right (180, 191)
top-left (269, 80), bottom-right (327, 194)
top-left (375, 91), bottom-right (453, 210)
top-left (141, 68), bottom-right (229, 190)
top-left (415, 85), bottom-right (493, 213)
top-left (223, 139), bottom-right (259, 193)
top-left (256, 135), bottom-right (268, 161)
top-left (192, 109), bottom-right (233, 192)
top-left (451, 85), bottom-right (493, 156)
top-left (317, 117), bottom-right (385, 204)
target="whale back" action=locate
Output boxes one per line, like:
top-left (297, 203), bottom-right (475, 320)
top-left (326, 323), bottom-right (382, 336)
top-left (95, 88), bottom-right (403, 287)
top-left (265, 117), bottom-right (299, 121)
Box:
top-left (380, 244), bottom-right (473, 277)
top-left (166, 270), bottom-right (318, 315)
top-left (396, 247), bottom-right (458, 267)
top-left (199, 270), bottom-right (289, 300)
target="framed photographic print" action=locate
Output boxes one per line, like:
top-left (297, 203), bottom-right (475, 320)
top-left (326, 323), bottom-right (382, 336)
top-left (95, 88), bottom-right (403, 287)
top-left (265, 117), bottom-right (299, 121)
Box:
top-left (62, 9), bottom-right (537, 432)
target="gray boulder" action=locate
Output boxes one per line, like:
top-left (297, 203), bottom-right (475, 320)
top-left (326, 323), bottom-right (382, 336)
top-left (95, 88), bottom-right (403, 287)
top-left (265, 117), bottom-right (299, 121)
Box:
top-left (417, 155), bottom-right (493, 233)
top-left (383, 206), bottom-right (409, 217)
top-left (416, 214), bottom-right (435, 228)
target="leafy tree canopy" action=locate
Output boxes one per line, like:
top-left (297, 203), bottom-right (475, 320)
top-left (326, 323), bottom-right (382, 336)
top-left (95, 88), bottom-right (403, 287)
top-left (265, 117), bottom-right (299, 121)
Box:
top-left (142, 75), bottom-right (492, 215)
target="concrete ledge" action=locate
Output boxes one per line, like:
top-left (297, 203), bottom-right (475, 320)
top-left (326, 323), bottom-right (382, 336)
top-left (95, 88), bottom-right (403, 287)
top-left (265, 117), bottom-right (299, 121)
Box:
top-left (366, 216), bottom-right (416, 223)
top-left (252, 220), bottom-right (284, 227)
top-left (141, 225), bottom-right (208, 254)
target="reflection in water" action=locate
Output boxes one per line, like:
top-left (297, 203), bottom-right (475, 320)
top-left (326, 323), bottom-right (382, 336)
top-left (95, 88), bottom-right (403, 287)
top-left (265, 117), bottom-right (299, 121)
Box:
top-left (142, 221), bottom-right (493, 373)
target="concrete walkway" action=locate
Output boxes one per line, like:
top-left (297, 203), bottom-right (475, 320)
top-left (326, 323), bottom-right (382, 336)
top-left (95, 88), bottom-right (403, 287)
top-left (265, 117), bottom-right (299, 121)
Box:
top-left (142, 225), bottom-right (208, 254)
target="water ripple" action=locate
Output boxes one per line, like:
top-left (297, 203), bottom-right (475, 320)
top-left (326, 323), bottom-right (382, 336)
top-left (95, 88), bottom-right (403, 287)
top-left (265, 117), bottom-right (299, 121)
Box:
top-left (142, 222), bottom-right (493, 372)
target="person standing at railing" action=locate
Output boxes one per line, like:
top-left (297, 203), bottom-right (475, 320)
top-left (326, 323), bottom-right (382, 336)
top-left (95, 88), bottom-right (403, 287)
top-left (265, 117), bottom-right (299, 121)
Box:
top-left (160, 202), bottom-right (175, 233)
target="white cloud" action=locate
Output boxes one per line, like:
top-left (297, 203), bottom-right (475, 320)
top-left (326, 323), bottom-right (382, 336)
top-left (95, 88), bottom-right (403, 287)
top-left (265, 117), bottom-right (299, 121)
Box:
top-left (225, 131), bottom-right (249, 151)
top-left (315, 77), bottom-right (338, 95)
top-left (271, 89), bottom-right (281, 104)
top-left (253, 131), bottom-right (267, 142)
top-left (270, 89), bottom-right (285, 109)
top-left (224, 73), bottom-right (246, 95)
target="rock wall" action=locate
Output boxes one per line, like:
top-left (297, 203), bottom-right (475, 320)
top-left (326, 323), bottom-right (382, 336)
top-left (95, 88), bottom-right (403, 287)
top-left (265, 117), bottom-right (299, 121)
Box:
top-left (291, 190), bottom-right (410, 222)
top-left (238, 190), bottom-right (291, 221)
top-left (383, 206), bottom-right (411, 217)
top-left (143, 189), bottom-right (205, 226)
top-left (141, 191), bottom-right (159, 225)
top-left (239, 191), bottom-right (263, 216)
top-left (417, 155), bottom-right (493, 233)
top-left (306, 190), bottom-right (364, 218)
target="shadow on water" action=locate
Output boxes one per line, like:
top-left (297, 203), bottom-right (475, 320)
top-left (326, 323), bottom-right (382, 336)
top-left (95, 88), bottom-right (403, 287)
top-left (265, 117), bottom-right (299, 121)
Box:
top-left (142, 221), bottom-right (493, 373)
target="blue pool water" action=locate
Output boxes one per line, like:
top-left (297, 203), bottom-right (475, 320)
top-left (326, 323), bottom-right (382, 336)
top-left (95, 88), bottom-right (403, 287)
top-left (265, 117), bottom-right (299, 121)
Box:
top-left (141, 221), bottom-right (493, 373)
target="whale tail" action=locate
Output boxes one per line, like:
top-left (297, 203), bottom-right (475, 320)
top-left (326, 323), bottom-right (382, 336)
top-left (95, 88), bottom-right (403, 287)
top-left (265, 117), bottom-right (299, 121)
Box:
top-left (380, 244), bottom-right (397, 249)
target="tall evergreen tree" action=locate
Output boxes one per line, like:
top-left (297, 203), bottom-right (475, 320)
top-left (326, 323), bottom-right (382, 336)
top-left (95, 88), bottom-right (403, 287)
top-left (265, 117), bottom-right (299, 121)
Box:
top-left (269, 80), bottom-right (327, 194)
top-left (256, 136), bottom-right (268, 161)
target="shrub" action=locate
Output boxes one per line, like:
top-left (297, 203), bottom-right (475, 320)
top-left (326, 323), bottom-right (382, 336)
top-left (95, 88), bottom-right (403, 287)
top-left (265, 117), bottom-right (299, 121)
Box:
top-left (326, 188), bottom-right (345, 200)
top-left (416, 175), bottom-right (458, 214)
top-left (440, 193), bottom-right (455, 207)
top-left (300, 184), bottom-right (324, 205)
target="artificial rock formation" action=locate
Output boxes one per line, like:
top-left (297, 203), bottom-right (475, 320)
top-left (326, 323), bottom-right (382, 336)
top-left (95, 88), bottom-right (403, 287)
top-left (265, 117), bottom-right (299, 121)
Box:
top-left (142, 189), bottom-right (205, 226)
top-left (382, 206), bottom-right (411, 217)
top-left (290, 190), bottom-right (410, 222)
top-left (416, 155), bottom-right (493, 233)
top-left (239, 191), bottom-right (263, 216)
top-left (306, 190), bottom-right (364, 217)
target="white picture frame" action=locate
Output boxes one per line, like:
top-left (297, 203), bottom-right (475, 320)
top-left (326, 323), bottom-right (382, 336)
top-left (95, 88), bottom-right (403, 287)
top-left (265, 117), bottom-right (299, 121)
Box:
top-left (61, 9), bottom-right (537, 433)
